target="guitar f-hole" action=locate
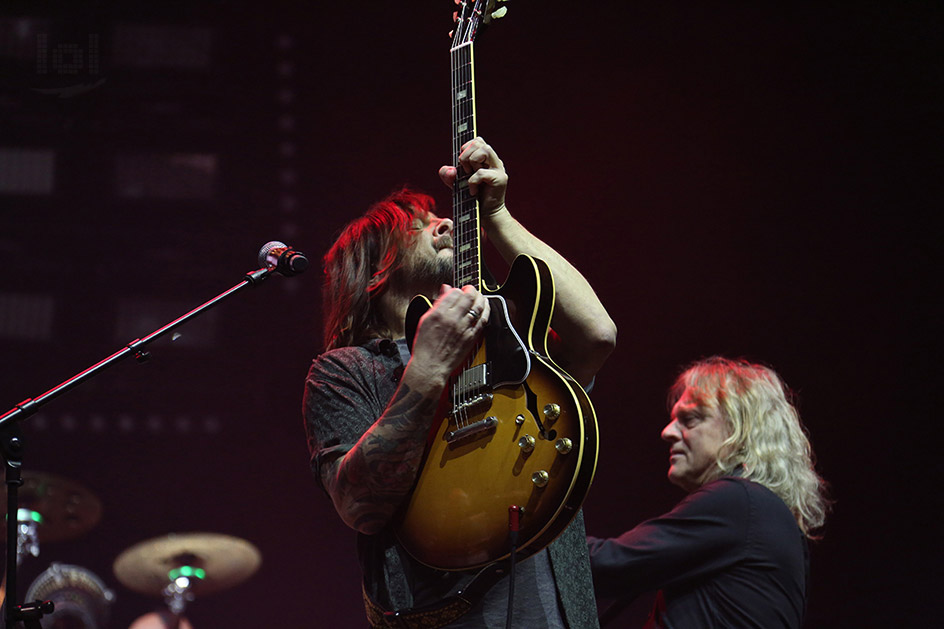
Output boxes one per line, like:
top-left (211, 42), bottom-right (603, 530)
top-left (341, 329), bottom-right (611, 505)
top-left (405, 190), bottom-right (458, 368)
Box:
top-left (522, 381), bottom-right (551, 439)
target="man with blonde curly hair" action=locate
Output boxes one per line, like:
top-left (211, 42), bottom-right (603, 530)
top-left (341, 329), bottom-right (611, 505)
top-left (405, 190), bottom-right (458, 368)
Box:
top-left (588, 357), bottom-right (829, 628)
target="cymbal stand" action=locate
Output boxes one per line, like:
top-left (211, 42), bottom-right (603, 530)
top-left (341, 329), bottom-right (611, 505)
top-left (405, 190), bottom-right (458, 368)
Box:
top-left (0, 261), bottom-right (289, 628)
top-left (164, 566), bottom-right (205, 626)
top-left (15, 510), bottom-right (41, 566)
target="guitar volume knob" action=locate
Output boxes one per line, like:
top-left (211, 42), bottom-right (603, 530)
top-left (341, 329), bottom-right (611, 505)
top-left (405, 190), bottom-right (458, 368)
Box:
top-left (543, 403), bottom-right (561, 422)
top-left (518, 435), bottom-right (536, 453)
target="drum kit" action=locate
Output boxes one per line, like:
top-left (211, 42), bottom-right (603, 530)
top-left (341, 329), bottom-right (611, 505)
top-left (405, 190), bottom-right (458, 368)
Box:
top-left (2, 472), bottom-right (261, 629)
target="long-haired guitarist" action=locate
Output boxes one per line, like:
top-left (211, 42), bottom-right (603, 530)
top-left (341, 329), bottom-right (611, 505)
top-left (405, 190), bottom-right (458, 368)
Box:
top-left (303, 138), bottom-right (616, 628)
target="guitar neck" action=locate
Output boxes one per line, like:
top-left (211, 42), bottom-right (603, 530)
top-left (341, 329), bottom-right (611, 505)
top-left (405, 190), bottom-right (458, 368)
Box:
top-left (450, 40), bottom-right (482, 291)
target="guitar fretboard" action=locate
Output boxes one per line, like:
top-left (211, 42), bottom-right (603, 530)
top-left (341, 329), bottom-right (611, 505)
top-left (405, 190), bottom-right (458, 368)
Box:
top-left (450, 41), bottom-right (481, 291)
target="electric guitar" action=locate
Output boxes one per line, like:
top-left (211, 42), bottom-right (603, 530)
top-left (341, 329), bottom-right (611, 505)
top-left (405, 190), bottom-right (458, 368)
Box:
top-left (397, 0), bottom-right (599, 571)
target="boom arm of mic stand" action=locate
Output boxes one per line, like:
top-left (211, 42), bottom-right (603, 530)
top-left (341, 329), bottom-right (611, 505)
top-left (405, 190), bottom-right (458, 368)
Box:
top-left (0, 264), bottom-right (277, 627)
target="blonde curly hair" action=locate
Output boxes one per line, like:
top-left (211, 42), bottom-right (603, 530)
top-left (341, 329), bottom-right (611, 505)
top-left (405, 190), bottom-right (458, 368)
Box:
top-left (669, 357), bottom-right (830, 537)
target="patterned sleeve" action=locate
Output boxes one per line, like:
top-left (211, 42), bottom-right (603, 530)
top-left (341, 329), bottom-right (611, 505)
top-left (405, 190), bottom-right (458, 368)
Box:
top-left (302, 346), bottom-right (388, 492)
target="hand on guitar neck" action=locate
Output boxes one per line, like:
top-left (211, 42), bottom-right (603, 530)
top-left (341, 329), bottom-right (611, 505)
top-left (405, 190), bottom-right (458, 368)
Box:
top-left (439, 137), bottom-right (617, 387)
top-left (439, 136), bottom-right (508, 219)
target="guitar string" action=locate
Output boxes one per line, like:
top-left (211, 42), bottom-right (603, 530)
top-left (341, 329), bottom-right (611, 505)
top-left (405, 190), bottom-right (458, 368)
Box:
top-left (462, 41), bottom-right (473, 430)
top-left (452, 40), bottom-right (466, 429)
top-left (464, 41), bottom-right (478, 431)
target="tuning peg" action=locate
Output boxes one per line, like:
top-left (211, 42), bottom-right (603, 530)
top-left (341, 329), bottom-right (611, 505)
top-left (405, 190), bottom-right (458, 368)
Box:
top-left (491, 6), bottom-right (508, 19)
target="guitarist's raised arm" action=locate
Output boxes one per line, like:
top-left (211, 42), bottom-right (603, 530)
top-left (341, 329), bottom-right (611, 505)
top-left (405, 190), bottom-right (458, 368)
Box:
top-left (440, 137), bottom-right (617, 387)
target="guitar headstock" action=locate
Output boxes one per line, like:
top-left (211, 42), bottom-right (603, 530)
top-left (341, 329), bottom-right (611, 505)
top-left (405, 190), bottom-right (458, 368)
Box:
top-left (451, 0), bottom-right (508, 48)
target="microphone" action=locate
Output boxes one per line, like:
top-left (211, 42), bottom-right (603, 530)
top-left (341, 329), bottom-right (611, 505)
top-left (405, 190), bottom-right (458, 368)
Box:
top-left (258, 241), bottom-right (310, 276)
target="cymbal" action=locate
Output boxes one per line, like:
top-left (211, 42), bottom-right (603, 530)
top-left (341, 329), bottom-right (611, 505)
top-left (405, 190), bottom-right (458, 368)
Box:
top-left (0, 471), bottom-right (102, 542)
top-left (113, 533), bottom-right (261, 598)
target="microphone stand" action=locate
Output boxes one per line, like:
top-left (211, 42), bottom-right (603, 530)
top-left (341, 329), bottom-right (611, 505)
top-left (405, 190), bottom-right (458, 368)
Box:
top-left (0, 264), bottom-right (281, 628)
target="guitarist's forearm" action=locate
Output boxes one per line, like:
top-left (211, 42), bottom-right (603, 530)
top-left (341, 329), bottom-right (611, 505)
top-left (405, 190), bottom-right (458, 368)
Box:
top-left (483, 205), bottom-right (617, 384)
top-left (324, 375), bottom-right (442, 535)
top-left (326, 287), bottom-right (489, 534)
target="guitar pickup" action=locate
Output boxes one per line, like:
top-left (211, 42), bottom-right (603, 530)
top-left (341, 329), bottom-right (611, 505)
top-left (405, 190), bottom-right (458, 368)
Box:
top-left (454, 363), bottom-right (490, 398)
top-left (445, 416), bottom-right (498, 443)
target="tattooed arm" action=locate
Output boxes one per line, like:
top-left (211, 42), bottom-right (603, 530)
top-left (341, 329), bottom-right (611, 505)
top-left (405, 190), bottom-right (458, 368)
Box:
top-left (315, 285), bottom-right (490, 535)
top-left (320, 372), bottom-right (442, 534)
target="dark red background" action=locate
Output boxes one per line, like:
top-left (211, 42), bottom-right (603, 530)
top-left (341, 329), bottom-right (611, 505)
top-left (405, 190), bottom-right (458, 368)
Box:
top-left (0, 2), bottom-right (937, 626)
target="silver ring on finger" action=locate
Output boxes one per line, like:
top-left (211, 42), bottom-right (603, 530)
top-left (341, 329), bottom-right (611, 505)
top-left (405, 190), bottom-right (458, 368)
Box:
top-left (467, 308), bottom-right (481, 322)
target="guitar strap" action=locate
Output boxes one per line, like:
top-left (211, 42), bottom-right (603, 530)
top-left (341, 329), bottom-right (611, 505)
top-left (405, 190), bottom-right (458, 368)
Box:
top-left (361, 562), bottom-right (507, 629)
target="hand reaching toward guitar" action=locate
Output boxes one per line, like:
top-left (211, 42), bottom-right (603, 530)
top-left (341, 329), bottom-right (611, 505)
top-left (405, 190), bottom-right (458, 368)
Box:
top-left (439, 136), bottom-right (508, 218)
top-left (406, 285), bottom-right (491, 392)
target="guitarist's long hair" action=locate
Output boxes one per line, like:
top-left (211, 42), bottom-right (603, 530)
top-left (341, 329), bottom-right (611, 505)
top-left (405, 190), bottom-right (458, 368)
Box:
top-left (322, 188), bottom-right (437, 351)
top-left (668, 357), bottom-right (832, 538)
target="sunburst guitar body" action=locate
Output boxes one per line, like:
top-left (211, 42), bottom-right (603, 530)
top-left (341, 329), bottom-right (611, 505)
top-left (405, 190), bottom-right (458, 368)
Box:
top-left (399, 254), bottom-right (599, 570)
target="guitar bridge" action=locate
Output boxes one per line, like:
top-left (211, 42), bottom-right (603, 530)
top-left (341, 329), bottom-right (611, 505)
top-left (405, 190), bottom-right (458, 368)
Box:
top-left (450, 392), bottom-right (494, 418)
top-left (445, 415), bottom-right (498, 443)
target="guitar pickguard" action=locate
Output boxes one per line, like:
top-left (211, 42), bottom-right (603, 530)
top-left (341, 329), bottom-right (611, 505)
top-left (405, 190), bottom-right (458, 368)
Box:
top-left (482, 294), bottom-right (531, 388)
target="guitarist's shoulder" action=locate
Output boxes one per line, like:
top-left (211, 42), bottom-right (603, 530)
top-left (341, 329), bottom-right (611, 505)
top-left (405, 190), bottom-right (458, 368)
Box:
top-left (310, 339), bottom-right (402, 380)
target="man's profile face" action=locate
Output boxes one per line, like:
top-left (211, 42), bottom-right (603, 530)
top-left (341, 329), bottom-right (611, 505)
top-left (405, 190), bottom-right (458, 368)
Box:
top-left (400, 212), bottom-right (454, 295)
top-left (661, 386), bottom-right (732, 492)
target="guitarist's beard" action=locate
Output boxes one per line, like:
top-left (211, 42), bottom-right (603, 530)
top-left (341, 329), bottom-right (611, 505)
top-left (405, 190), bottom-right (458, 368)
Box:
top-left (409, 255), bottom-right (454, 298)
top-left (399, 241), bottom-right (454, 299)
